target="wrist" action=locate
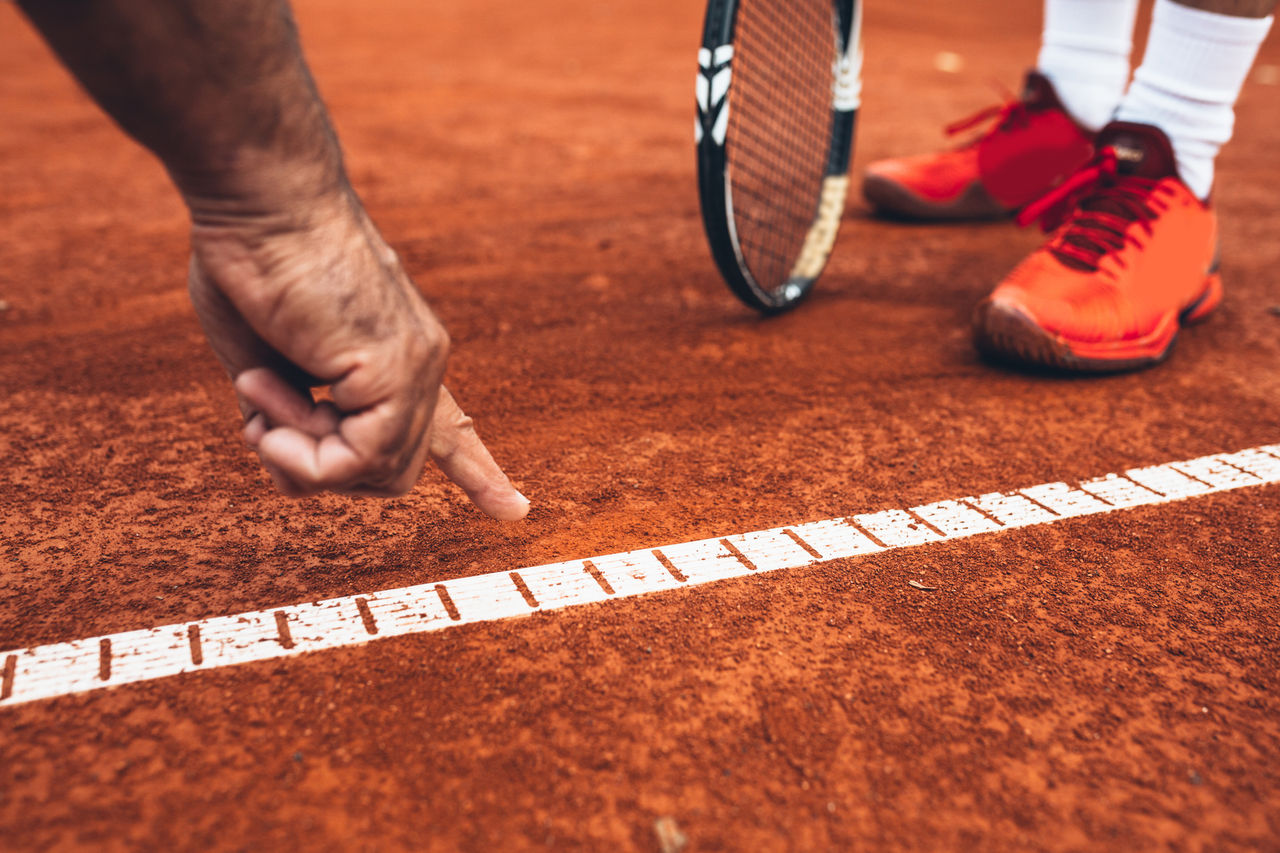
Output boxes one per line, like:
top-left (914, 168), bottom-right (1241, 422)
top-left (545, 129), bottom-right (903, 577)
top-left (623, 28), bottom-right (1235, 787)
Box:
top-left (174, 146), bottom-right (352, 230)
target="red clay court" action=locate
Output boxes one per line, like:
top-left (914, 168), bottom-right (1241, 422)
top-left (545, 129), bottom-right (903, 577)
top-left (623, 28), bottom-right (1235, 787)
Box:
top-left (3, 0), bottom-right (1280, 849)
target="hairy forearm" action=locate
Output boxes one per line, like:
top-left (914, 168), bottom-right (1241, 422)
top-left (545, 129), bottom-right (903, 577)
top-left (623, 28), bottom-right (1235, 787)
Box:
top-left (17, 0), bottom-right (349, 219)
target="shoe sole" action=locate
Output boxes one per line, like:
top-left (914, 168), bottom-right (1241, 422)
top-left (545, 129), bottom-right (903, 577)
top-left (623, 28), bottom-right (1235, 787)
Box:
top-left (862, 173), bottom-right (1012, 221)
top-left (972, 273), bottom-right (1223, 373)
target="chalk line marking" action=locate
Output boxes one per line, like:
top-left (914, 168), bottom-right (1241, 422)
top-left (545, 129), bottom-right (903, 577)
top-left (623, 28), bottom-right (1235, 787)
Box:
top-left (2, 444), bottom-right (1277, 709)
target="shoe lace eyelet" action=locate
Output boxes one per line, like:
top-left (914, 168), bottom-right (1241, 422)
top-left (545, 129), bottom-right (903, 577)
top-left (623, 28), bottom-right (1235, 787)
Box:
top-left (1025, 151), bottom-right (1178, 274)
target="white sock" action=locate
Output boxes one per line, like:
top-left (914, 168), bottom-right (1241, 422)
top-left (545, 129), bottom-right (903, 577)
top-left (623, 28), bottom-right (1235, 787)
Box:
top-left (1115, 0), bottom-right (1273, 199)
top-left (1037, 0), bottom-right (1139, 131)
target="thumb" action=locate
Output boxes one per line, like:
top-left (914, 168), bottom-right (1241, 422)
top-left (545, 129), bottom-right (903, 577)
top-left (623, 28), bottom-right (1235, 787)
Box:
top-left (429, 386), bottom-right (530, 521)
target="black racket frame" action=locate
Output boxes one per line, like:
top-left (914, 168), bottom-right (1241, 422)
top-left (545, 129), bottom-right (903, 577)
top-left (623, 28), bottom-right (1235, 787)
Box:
top-left (696, 0), bottom-right (861, 314)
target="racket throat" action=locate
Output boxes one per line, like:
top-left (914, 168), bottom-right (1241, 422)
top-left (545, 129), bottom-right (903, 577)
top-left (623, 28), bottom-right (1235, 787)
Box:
top-left (789, 175), bottom-right (850, 282)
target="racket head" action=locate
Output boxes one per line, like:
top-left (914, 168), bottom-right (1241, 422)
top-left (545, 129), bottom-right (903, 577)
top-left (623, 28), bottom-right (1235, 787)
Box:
top-left (696, 0), bottom-right (862, 314)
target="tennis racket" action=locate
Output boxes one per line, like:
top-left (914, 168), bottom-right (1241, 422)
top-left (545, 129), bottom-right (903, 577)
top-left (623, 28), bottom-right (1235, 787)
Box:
top-left (696, 0), bottom-right (863, 314)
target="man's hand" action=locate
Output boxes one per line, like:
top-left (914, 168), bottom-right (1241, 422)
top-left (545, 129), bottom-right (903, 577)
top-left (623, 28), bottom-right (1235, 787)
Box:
top-left (18, 0), bottom-right (529, 517)
top-left (187, 197), bottom-right (530, 518)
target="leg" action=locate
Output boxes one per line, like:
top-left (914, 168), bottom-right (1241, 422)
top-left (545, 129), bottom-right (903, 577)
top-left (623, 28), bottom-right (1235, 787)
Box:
top-left (1037, 0), bottom-right (1140, 131)
top-left (1173, 0), bottom-right (1276, 15)
top-left (1114, 0), bottom-right (1275, 198)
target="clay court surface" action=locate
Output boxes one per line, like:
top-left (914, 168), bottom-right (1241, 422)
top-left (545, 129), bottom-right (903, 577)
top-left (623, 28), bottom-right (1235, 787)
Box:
top-left (3, 0), bottom-right (1280, 848)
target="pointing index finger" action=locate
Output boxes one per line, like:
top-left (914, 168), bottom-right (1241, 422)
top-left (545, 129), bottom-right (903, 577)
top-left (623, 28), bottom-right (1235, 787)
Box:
top-left (429, 386), bottom-right (530, 521)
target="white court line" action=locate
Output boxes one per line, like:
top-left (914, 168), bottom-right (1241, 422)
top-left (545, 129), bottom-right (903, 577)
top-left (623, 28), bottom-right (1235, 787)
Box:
top-left (2, 444), bottom-right (1278, 709)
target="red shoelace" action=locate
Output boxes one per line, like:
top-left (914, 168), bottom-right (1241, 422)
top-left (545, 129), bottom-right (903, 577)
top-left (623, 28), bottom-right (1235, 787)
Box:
top-left (1015, 147), bottom-right (1175, 273)
top-left (944, 92), bottom-right (1029, 140)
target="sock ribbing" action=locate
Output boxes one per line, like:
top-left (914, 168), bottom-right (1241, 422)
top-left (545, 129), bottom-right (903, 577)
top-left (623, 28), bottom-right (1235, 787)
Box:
top-left (1037, 0), bottom-right (1139, 131)
top-left (1114, 0), bottom-right (1274, 199)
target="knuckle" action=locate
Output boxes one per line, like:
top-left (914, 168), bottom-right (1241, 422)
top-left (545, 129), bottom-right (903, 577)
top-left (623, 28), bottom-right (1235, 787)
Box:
top-left (349, 464), bottom-right (415, 498)
top-left (450, 410), bottom-right (476, 436)
top-left (430, 415), bottom-right (474, 462)
top-left (357, 454), bottom-right (409, 491)
top-left (403, 323), bottom-right (448, 378)
top-left (419, 310), bottom-right (450, 353)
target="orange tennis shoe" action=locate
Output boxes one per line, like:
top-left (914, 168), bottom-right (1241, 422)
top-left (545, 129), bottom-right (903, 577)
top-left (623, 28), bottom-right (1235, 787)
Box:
top-left (862, 72), bottom-right (1095, 220)
top-left (973, 122), bottom-right (1221, 373)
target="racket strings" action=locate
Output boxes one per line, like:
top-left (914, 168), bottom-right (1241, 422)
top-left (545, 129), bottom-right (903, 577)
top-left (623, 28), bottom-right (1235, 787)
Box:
top-left (726, 0), bottom-right (837, 291)
top-left (732, 12), bottom-right (831, 187)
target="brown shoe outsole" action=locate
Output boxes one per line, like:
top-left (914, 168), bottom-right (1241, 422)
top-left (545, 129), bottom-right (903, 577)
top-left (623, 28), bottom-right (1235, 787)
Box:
top-left (971, 276), bottom-right (1222, 374)
top-left (971, 299), bottom-right (1162, 373)
top-left (862, 173), bottom-right (1013, 222)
